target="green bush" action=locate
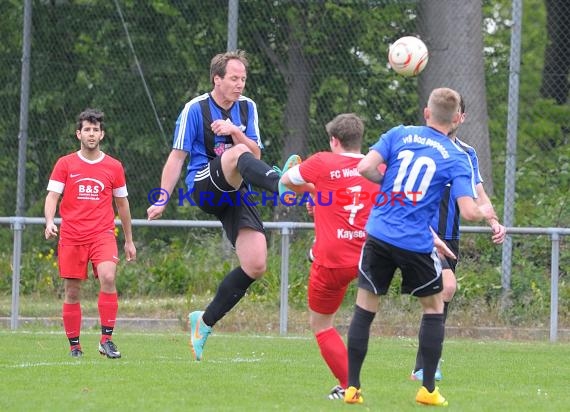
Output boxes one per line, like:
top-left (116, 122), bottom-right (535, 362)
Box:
top-left (1, 225), bottom-right (568, 328)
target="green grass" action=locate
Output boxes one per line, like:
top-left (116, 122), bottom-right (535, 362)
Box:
top-left (1, 330), bottom-right (569, 411)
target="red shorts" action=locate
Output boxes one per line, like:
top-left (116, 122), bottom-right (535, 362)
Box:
top-left (57, 234), bottom-right (119, 279)
top-left (308, 263), bottom-right (359, 315)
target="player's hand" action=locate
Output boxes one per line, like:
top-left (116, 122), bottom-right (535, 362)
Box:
top-left (45, 223), bottom-right (58, 240)
top-left (124, 240), bottom-right (137, 262)
top-left (433, 235), bottom-right (456, 260)
top-left (147, 204), bottom-right (166, 220)
top-left (430, 227), bottom-right (456, 260)
top-left (491, 222), bottom-right (506, 244)
top-left (211, 119), bottom-right (236, 136)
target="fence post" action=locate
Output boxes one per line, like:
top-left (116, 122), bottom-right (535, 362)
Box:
top-left (227, 0), bottom-right (239, 51)
top-left (501, 0), bottom-right (523, 309)
top-left (279, 226), bottom-right (290, 335)
top-left (10, 217), bottom-right (25, 330)
top-left (549, 231), bottom-right (560, 342)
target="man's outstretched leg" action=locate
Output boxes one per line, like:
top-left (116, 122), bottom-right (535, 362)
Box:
top-left (189, 229), bottom-right (266, 360)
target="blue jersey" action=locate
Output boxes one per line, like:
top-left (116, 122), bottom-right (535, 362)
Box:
top-left (366, 125), bottom-right (477, 253)
top-left (172, 93), bottom-right (262, 189)
top-left (431, 137), bottom-right (482, 240)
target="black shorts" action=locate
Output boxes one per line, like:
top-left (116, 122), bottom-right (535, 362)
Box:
top-left (358, 235), bottom-right (443, 297)
top-left (440, 238), bottom-right (459, 272)
top-left (192, 156), bottom-right (265, 246)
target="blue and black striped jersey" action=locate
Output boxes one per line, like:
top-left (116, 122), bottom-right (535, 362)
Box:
top-left (431, 137), bottom-right (482, 240)
top-left (172, 93), bottom-right (262, 190)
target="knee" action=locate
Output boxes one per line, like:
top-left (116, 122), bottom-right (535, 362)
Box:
top-left (243, 261), bottom-right (266, 279)
top-left (98, 272), bottom-right (116, 290)
top-left (233, 143), bottom-right (250, 154)
top-left (442, 280), bottom-right (457, 301)
top-left (442, 285), bottom-right (456, 301)
top-left (65, 285), bottom-right (81, 302)
top-left (309, 317), bottom-right (321, 334)
top-left (227, 144), bottom-right (251, 161)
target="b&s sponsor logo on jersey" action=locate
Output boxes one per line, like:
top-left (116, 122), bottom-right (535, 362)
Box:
top-left (75, 178), bottom-right (104, 201)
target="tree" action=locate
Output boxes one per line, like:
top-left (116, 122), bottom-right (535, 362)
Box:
top-left (540, 0), bottom-right (570, 105)
top-left (417, 0), bottom-right (493, 194)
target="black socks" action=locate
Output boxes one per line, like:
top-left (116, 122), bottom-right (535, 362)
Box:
top-left (202, 266), bottom-right (255, 327)
top-left (236, 152), bottom-right (280, 192)
top-left (347, 305), bottom-right (376, 388)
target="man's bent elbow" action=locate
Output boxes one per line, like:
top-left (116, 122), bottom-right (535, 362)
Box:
top-left (460, 208), bottom-right (484, 222)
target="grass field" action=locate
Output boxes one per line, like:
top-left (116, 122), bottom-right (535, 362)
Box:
top-left (1, 329), bottom-right (569, 411)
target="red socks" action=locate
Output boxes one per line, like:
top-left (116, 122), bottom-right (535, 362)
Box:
top-left (63, 302), bottom-right (81, 347)
top-left (98, 291), bottom-right (118, 343)
top-left (315, 327), bottom-right (348, 388)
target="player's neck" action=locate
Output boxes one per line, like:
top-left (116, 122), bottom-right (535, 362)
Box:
top-left (210, 90), bottom-right (233, 111)
top-left (79, 147), bottom-right (103, 161)
top-left (426, 122), bottom-right (451, 136)
top-left (332, 147), bottom-right (360, 155)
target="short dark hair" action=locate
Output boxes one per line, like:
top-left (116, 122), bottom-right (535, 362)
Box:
top-left (210, 50), bottom-right (248, 85)
top-left (76, 108), bottom-right (104, 131)
top-left (325, 113), bottom-right (364, 151)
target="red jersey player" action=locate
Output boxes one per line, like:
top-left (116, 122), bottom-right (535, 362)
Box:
top-left (44, 109), bottom-right (136, 359)
top-left (280, 113), bottom-right (378, 400)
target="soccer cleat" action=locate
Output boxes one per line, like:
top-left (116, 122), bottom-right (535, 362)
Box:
top-left (410, 368), bottom-right (443, 382)
top-left (70, 346), bottom-right (83, 358)
top-left (343, 386), bottom-right (364, 404)
top-left (189, 310), bottom-right (212, 361)
top-left (98, 339), bottom-right (121, 359)
top-left (275, 154), bottom-right (302, 201)
top-left (328, 385), bottom-right (345, 400)
top-left (415, 386), bottom-right (448, 406)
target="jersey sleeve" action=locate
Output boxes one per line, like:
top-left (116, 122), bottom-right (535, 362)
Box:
top-left (112, 160), bottom-right (128, 198)
top-left (297, 153), bottom-right (324, 184)
top-left (46, 157), bottom-right (68, 193)
top-left (244, 99), bottom-right (263, 149)
top-left (450, 158), bottom-right (477, 200)
top-left (173, 102), bottom-right (201, 153)
top-left (371, 125), bottom-right (401, 162)
top-left (468, 147), bottom-right (483, 185)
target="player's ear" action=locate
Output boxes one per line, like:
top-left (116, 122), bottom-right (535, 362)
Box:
top-left (451, 111), bottom-right (461, 123)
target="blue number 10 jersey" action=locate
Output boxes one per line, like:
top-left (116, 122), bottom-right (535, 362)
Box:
top-left (366, 125), bottom-right (477, 253)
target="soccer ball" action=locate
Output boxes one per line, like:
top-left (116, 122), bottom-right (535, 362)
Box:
top-left (388, 36), bottom-right (429, 77)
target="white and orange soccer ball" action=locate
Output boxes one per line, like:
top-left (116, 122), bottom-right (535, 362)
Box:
top-left (388, 36), bottom-right (429, 77)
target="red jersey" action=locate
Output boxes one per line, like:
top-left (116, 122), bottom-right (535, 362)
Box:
top-left (47, 151), bottom-right (127, 245)
top-left (294, 152), bottom-right (377, 268)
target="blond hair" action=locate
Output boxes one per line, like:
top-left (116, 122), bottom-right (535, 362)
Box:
top-left (427, 88), bottom-right (461, 124)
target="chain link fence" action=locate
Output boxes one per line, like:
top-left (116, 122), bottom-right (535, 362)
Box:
top-left (0, 0), bottom-right (568, 217)
top-left (0, 0), bottom-right (569, 298)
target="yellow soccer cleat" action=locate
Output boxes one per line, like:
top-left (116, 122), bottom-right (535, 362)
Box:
top-left (343, 386), bottom-right (364, 404)
top-left (415, 386), bottom-right (448, 407)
